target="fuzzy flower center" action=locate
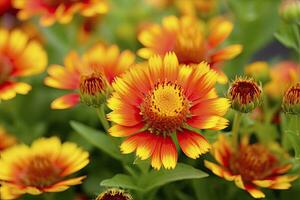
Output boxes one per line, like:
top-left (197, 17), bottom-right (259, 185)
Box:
top-left (18, 155), bottom-right (62, 188)
top-left (229, 144), bottom-right (277, 182)
top-left (79, 73), bottom-right (106, 96)
top-left (229, 80), bottom-right (261, 104)
top-left (140, 82), bottom-right (190, 134)
top-left (0, 55), bottom-right (13, 84)
top-left (284, 83), bottom-right (300, 105)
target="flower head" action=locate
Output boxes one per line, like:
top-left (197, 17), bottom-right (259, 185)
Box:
top-left (228, 77), bottom-right (262, 113)
top-left (205, 135), bottom-right (298, 198)
top-left (44, 44), bottom-right (135, 109)
top-left (96, 188), bottom-right (133, 200)
top-left (175, 0), bottom-right (218, 16)
top-left (13, 0), bottom-right (109, 26)
top-left (138, 15), bottom-right (242, 83)
top-left (0, 126), bottom-right (17, 151)
top-left (264, 61), bottom-right (300, 100)
top-left (0, 28), bottom-right (47, 101)
top-left (282, 82), bottom-right (300, 114)
top-left (0, 137), bottom-right (89, 199)
top-left (107, 53), bottom-right (230, 170)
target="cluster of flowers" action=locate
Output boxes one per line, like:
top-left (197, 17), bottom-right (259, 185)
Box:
top-left (0, 0), bottom-right (300, 199)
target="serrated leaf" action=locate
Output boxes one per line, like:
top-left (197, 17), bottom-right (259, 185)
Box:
top-left (100, 174), bottom-right (142, 191)
top-left (70, 121), bottom-right (122, 160)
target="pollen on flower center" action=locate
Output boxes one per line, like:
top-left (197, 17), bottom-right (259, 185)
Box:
top-left (229, 144), bottom-right (277, 182)
top-left (80, 73), bottom-right (106, 96)
top-left (0, 55), bottom-right (13, 84)
top-left (140, 82), bottom-right (190, 134)
top-left (18, 155), bottom-right (62, 188)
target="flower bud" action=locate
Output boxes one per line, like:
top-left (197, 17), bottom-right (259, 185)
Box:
top-left (228, 77), bottom-right (262, 113)
top-left (96, 188), bottom-right (133, 200)
top-left (79, 72), bottom-right (110, 107)
top-left (280, 0), bottom-right (300, 23)
top-left (244, 62), bottom-right (270, 84)
top-left (282, 82), bottom-right (300, 114)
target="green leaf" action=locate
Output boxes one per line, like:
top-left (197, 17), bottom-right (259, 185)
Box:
top-left (275, 23), bottom-right (299, 52)
top-left (70, 121), bottom-right (122, 161)
top-left (100, 174), bottom-right (142, 191)
top-left (140, 163), bottom-right (208, 192)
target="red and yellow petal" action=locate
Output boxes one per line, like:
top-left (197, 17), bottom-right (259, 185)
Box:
top-left (211, 44), bottom-right (243, 64)
top-left (160, 136), bottom-right (178, 170)
top-left (253, 175), bottom-right (298, 189)
top-left (187, 115), bottom-right (229, 130)
top-left (208, 19), bottom-right (233, 48)
top-left (212, 135), bottom-right (233, 167)
top-left (50, 93), bottom-right (80, 109)
top-left (0, 82), bottom-right (31, 100)
top-left (191, 98), bottom-right (230, 117)
top-left (109, 124), bottom-right (144, 137)
top-left (204, 160), bottom-right (235, 181)
top-left (244, 184), bottom-right (266, 199)
top-left (177, 130), bottom-right (210, 159)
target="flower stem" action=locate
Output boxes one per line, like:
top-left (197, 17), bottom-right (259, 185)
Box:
top-left (232, 112), bottom-right (242, 150)
top-left (96, 104), bottom-right (110, 132)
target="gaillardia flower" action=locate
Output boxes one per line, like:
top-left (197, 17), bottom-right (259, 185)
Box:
top-left (0, 126), bottom-right (17, 151)
top-left (264, 61), bottom-right (300, 100)
top-left (205, 135), bottom-right (298, 198)
top-left (138, 15), bottom-right (242, 83)
top-left (96, 188), bottom-right (133, 200)
top-left (13, 0), bottom-right (109, 26)
top-left (282, 82), bottom-right (300, 114)
top-left (44, 44), bottom-right (135, 109)
top-left (0, 28), bottom-right (47, 101)
top-left (0, 137), bottom-right (89, 199)
top-left (228, 77), bottom-right (262, 113)
top-left (107, 53), bottom-right (230, 169)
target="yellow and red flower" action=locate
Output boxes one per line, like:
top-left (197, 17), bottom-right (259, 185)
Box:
top-left (44, 44), bottom-right (135, 109)
top-left (0, 137), bottom-right (89, 199)
top-left (107, 53), bottom-right (230, 170)
top-left (0, 28), bottom-right (47, 101)
top-left (282, 82), bottom-right (300, 114)
top-left (0, 126), bottom-right (17, 151)
top-left (264, 61), bottom-right (300, 100)
top-left (13, 0), bottom-right (109, 26)
top-left (205, 135), bottom-right (298, 198)
top-left (138, 15), bottom-right (242, 83)
top-left (175, 0), bottom-right (218, 16)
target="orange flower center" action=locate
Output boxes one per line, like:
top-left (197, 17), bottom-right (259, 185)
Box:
top-left (18, 155), bottom-right (62, 188)
top-left (284, 83), bottom-right (300, 105)
top-left (79, 73), bottom-right (106, 96)
top-left (174, 23), bottom-right (205, 64)
top-left (229, 144), bottom-right (277, 182)
top-left (0, 55), bottom-right (13, 84)
top-left (140, 82), bottom-right (190, 134)
top-left (229, 80), bottom-right (261, 104)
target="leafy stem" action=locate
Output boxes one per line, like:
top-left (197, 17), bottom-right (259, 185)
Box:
top-left (96, 104), bottom-right (110, 132)
top-left (232, 111), bottom-right (242, 150)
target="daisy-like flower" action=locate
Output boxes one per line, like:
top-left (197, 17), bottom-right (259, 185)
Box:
top-left (13, 0), bottom-right (109, 26)
top-left (0, 137), bottom-right (89, 199)
top-left (44, 44), bottom-right (135, 109)
top-left (96, 188), bottom-right (133, 200)
top-left (107, 53), bottom-right (230, 170)
top-left (0, 28), bottom-right (47, 101)
top-left (264, 61), bottom-right (300, 100)
top-left (0, 126), bottom-right (17, 151)
top-left (138, 15), bottom-right (242, 83)
top-left (205, 135), bottom-right (298, 198)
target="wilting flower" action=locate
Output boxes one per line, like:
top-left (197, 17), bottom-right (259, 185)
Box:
top-left (280, 0), bottom-right (300, 23)
top-left (96, 188), bottom-right (133, 200)
top-left (205, 135), bottom-right (298, 198)
top-left (107, 53), bottom-right (230, 170)
top-left (0, 28), bottom-right (47, 101)
top-left (0, 126), bottom-right (17, 151)
top-left (282, 82), bottom-right (300, 114)
top-left (13, 0), bottom-right (109, 26)
top-left (245, 61), bottom-right (270, 84)
top-left (264, 61), bottom-right (300, 100)
top-left (44, 44), bottom-right (135, 109)
top-left (0, 137), bottom-right (89, 199)
top-left (228, 77), bottom-right (262, 113)
top-left (138, 15), bottom-right (242, 83)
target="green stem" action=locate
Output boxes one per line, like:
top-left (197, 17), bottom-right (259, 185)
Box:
top-left (96, 104), bottom-right (110, 132)
top-left (232, 112), bottom-right (242, 150)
